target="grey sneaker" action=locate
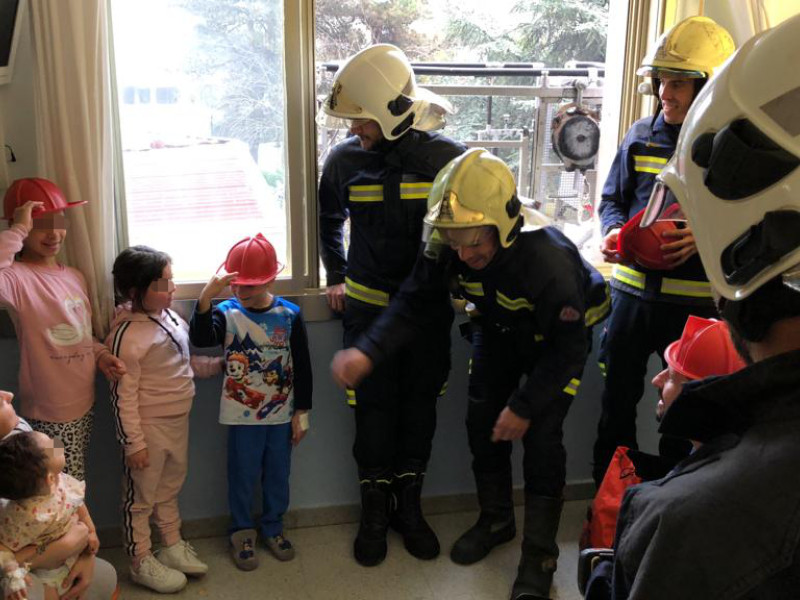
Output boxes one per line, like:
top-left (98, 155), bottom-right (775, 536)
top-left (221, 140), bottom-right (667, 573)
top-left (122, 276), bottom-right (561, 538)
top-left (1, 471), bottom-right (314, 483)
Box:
top-left (265, 534), bottom-right (295, 561)
top-left (230, 529), bottom-right (259, 571)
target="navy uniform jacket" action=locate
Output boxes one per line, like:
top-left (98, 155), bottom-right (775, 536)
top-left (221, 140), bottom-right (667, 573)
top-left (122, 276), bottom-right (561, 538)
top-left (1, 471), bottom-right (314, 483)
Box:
top-left (355, 227), bottom-right (611, 419)
top-left (612, 349), bottom-right (800, 599)
top-left (600, 114), bottom-right (711, 306)
top-left (319, 130), bottom-right (466, 309)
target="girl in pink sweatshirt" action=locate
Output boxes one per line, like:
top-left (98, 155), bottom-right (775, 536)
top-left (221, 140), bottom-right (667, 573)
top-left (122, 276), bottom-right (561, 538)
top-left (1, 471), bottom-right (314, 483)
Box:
top-left (0, 180), bottom-right (126, 481)
top-left (106, 245), bottom-right (221, 594)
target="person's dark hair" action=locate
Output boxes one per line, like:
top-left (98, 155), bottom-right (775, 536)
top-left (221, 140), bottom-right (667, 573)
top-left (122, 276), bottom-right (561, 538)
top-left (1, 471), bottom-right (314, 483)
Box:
top-left (0, 432), bottom-right (49, 500)
top-left (719, 275), bottom-right (800, 344)
top-left (113, 246), bottom-right (172, 311)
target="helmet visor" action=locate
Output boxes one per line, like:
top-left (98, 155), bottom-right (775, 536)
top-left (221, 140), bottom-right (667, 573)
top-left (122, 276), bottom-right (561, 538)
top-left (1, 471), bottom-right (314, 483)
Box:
top-left (636, 66), bottom-right (706, 79)
top-left (642, 179), bottom-right (687, 228)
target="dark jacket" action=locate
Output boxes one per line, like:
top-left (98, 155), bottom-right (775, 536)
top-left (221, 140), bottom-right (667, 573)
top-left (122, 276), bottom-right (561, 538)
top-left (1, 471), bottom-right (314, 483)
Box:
top-left (356, 227), bottom-right (610, 419)
top-left (599, 114), bottom-right (711, 306)
top-left (318, 130), bottom-right (466, 306)
top-left (612, 349), bottom-right (800, 599)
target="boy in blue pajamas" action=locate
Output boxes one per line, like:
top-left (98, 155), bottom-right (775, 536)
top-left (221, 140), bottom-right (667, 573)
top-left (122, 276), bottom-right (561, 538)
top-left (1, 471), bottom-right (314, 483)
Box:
top-left (190, 234), bottom-right (312, 570)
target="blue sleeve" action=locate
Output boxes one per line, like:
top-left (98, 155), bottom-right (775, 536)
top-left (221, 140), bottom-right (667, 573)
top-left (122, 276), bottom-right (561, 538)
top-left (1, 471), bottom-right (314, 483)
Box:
top-left (189, 304), bottom-right (227, 348)
top-left (599, 132), bottom-right (635, 236)
top-left (355, 245), bottom-right (452, 365)
top-left (318, 158), bottom-right (348, 287)
top-left (290, 311), bottom-right (313, 410)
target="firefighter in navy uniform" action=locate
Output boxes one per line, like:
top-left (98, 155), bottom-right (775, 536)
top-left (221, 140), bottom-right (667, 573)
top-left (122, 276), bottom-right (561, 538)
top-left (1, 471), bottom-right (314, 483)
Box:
top-left (591, 17), bottom-right (736, 485)
top-left (317, 44), bottom-right (467, 567)
top-left (331, 148), bottom-right (610, 600)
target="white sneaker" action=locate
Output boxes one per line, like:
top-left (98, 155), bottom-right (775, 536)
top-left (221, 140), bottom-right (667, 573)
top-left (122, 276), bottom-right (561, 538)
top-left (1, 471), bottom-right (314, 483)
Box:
top-left (156, 539), bottom-right (209, 576)
top-left (130, 554), bottom-right (187, 593)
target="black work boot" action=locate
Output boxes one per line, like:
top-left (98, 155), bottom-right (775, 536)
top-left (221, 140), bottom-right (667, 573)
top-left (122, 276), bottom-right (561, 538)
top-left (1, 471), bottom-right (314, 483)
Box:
top-left (450, 468), bottom-right (516, 565)
top-left (354, 470), bottom-right (393, 567)
top-left (510, 495), bottom-right (563, 600)
top-left (390, 465), bottom-right (440, 560)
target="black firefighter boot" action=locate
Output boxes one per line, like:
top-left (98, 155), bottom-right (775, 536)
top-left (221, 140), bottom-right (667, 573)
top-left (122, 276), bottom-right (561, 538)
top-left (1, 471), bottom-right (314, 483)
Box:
top-left (353, 470), bottom-right (393, 567)
top-left (389, 464), bottom-right (440, 560)
top-left (510, 495), bottom-right (564, 600)
top-left (450, 468), bottom-right (516, 565)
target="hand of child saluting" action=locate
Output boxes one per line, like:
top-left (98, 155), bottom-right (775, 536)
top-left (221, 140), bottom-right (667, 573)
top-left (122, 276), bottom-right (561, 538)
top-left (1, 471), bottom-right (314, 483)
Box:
top-left (12, 201), bottom-right (45, 231)
top-left (198, 272), bottom-right (239, 313)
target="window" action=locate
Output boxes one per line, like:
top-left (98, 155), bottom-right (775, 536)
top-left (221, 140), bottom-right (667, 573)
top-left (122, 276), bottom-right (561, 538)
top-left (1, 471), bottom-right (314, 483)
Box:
top-left (111, 0), bottom-right (316, 295)
top-left (315, 0), bottom-right (611, 259)
top-left (111, 0), bottom-right (613, 300)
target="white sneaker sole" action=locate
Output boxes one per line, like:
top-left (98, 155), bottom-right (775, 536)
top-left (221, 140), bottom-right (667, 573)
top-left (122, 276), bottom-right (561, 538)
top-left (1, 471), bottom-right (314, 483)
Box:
top-left (130, 569), bottom-right (188, 594)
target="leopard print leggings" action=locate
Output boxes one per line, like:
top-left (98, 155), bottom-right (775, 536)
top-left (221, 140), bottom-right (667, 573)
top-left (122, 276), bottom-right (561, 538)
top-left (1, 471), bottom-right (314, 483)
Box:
top-left (27, 410), bottom-right (94, 481)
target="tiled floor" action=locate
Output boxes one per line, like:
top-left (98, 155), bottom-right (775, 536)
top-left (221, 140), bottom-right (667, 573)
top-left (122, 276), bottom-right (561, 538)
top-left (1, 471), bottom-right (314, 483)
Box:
top-left (101, 500), bottom-right (589, 599)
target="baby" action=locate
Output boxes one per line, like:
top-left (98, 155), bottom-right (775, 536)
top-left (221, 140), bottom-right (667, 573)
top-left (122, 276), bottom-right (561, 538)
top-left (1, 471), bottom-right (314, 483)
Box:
top-left (0, 430), bottom-right (98, 600)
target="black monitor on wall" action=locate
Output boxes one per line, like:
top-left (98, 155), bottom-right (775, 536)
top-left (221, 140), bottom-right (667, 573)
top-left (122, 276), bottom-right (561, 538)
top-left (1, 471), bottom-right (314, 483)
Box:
top-left (0, 0), bottom-right (25, 85)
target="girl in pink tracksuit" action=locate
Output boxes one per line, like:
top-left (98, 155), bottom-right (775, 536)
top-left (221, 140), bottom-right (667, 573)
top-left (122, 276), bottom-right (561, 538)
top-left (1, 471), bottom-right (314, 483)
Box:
top-left (106, 245), bottom-right (221, 594)
top-left (1, 182), bottom-right (126, 482)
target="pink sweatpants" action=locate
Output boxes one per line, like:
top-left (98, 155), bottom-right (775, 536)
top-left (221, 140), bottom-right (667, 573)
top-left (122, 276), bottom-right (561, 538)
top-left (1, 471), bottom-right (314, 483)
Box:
top-left (121, 416), bottom-right (189, 558)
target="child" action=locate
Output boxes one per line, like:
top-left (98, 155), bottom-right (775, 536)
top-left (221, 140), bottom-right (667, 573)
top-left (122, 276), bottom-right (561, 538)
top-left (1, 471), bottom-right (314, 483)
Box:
top-left (189, 233), bottom-right (312, 571)
top-left (0, 431), bottom-right (99, 600)
top-left (1, 179), bottom-right (126, 481)
top-left (105, 245), bottom-right (222, 594)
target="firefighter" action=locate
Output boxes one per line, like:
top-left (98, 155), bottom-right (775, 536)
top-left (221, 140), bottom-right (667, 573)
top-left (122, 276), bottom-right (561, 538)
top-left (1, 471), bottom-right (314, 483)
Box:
top-left (317, 44), bottom-right (467, 567)
top-left (331, 148), bottom-right (611, 600)
top-left (609, 14), bottom-right (800, 596)
top-left (592, 16), bottom-right (736, 485)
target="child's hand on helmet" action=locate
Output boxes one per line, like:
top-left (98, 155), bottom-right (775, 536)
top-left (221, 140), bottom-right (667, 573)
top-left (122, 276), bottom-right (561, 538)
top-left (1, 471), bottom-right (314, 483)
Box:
top-left (198, 272), bottom-right (238, 313)
top-left (12, 201), bottom-right (45, 232)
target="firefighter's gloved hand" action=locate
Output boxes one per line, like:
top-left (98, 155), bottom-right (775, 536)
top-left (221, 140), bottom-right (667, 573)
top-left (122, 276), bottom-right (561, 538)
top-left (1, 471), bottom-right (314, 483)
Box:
top-left (331, 347), bottom-right (373, 389)
top-left (491, 407), bottom-right (531, 441)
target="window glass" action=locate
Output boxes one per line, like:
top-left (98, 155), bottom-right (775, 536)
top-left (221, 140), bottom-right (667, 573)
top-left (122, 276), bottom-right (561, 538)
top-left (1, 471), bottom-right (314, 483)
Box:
top-left (111, 0), bottom-right (288, 283)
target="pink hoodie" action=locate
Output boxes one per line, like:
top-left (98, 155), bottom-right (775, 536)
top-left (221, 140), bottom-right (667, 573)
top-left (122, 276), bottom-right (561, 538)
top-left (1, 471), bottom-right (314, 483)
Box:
top-left (105, 304), bottom-right (221, 456)
top-left (0, 224), bottom-right (108, 422)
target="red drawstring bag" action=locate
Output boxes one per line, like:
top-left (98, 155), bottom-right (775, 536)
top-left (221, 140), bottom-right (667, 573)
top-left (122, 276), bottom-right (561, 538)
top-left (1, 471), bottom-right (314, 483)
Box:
top-left (580, 446), bottom-right (642, 550)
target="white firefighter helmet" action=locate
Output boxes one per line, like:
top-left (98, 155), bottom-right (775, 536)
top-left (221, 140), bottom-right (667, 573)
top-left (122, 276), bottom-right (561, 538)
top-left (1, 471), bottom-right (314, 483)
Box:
top-left (424, 148), bottom-right (523, 248)
top-left (642, 13), bottom-right (800, 300)
top-left (319, 44), bottom-right (453, 140)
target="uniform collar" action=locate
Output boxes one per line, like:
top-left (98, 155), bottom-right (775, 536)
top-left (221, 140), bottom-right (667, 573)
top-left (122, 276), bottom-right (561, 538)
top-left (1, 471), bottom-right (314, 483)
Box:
top-left (650, 112), bottom-right (682, 138)
top-left (659, 348), bottom-right (800, 443)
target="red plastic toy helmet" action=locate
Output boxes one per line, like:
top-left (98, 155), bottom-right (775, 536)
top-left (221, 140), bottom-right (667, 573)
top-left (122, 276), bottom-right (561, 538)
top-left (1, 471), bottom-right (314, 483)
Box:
top-left (3, 178), bottom-right (86, 221)
top-left (220, 233), bottom-right (283, 285)
top-left (617, 207), bottom-right (678, 270)
top-left (664, 315), bottom-right (746, 380)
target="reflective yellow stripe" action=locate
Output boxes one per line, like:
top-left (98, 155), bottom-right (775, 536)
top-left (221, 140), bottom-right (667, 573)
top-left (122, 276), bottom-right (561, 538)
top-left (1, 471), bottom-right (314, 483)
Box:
top-left (458, 276), bottom-right (485, 297)
top-left (346, 388), bottom-right (356, 406)
top-left (612, 265), bottom-right (646, 290)
top-left (563, 378), bottom-right (581, 396)
top-left (496, 291), bottom-right (535, 311)
top-left (438, 381), bottom-right (448, 397)
top-left (633, 154), bottom-right (668, 174)
top-left (585, 284), bottom-right (611, 326)
top-left (660, 278), bottom-right (713, 298)
top-left (598, 362), bottom-right (607, 377)
top-left (400, 182), bottom-right (432, 200)
top-left (345, 277), bottom-right (390, 307)
top-left (534, 334), bottom-right (545, 342)
top-left (349, 184), bottom-right (384, 203)
top-left (614, 265), bottom-right (712, 298)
